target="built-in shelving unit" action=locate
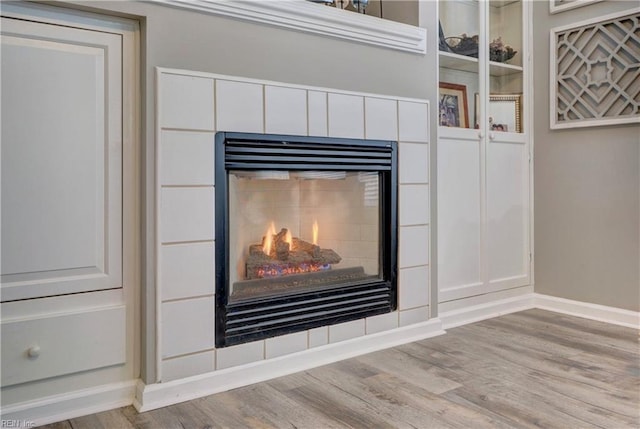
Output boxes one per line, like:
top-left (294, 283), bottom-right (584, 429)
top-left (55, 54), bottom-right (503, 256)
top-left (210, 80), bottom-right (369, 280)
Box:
top-left (437, 0), bottom-right (532, 307)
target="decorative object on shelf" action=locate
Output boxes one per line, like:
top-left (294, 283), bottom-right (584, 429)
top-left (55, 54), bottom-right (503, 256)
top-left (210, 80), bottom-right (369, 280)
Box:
top-left (439, 82), bottom-right (469, 128)
top-left (438, 20), bottom-right (452, 52)
top-left (445, 34), bottom-right (479, 58)
top-left (489, 37), bottom-right (517, 63)
top-left (551, 9), bottom-right (640, 129)
top-left (489, 94), bottom-right (522, 133)
top-left (549, 0), bottom-right (604, 14)
top-left (443, 34), bottom-right (517, 63)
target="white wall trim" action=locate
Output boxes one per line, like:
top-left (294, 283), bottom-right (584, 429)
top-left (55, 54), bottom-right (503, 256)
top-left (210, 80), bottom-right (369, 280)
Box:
top-left (0, 380), bottom-right (137, 427)
top-left (152, 0), bottom-right (426, 54)
top-left (134, 318), bottom-right (445, 412)
top-left (440, 293), bottom-right (535, 329)
top-left (533, 293), bottom-right (640, 329)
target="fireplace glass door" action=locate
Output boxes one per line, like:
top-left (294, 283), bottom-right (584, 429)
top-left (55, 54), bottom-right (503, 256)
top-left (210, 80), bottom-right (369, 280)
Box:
top-left (228, 170), bottom-right (381, 303)
top-left (215, 132), bottom-right (397, 347)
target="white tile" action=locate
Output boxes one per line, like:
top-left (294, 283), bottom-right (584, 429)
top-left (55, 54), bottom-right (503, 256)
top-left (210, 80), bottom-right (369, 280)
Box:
top-left (399, 225), bottom-right (429, 268)
top-left (162, 351), bottom-right (215, 382)
top-left (308, 326), bottom-right (328, 348)
top-left (398, 266), bottom-right (430, 310)
top-left (160, 130), bottom-right (215, 186)
top-left (308, 91), bottom-right (327, 137)
top-left (216, 341), bottom-right (264, 370)
top-left (265, 331), bottom-right (308, 359)
top-left (400, 184), bottom-right (430, 226)
top-left (365, 97), bottom-right (398, 140)
top-left (328, 93), bottom-right (364, 139)
top-left (160, 187), bottom-right (214, 243)
top-left (329, 319), bottom-right (365, 343)
top-left (398, 101), bottom-right (429, 143)
top-left (366, 311), bottom-right (399, 334)
top-left (399, 142), bottom-right (429, 184)
top-left (399, 306), bottom-right (430, 327)
top-left (265, 86), bottom-right (307, 135)
top-left (161, 242), bottom-right (215, 301)
top-left (216, 80), bottom-right (263, 133)
top-left (161, 297), bottom-right (214, 358)
top-left (160, 73), bottom-right (214, 131)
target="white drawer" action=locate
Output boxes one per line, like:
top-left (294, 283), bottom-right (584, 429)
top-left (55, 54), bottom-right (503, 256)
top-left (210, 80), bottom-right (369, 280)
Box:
top-left (1, 306), bottom-right (126, 387)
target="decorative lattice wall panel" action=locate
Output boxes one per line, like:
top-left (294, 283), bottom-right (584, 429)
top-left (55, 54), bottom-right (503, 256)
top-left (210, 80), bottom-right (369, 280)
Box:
top-left (550, 9), bottom-right (640, 129)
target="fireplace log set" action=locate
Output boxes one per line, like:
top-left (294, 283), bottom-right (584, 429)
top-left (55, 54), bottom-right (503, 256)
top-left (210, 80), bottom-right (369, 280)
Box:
top-left (246, 228), bottom-right (341, 280)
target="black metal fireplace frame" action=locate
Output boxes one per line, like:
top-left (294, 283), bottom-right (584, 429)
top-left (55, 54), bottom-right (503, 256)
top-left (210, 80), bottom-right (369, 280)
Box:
top-left (215, 132), bottom-right (397, 348)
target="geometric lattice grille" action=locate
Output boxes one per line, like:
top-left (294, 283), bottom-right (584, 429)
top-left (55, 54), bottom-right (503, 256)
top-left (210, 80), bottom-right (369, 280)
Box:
top-left (554, 12), bottom-right (640, 127)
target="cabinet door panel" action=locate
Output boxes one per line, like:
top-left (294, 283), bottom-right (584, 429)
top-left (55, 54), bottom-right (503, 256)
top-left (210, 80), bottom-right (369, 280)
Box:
top-left (437, 138), bottom-right (482, 293)
top-left (487, 141), bottom-right (529, 284)
top-left (1, 18), bottom-right (122, 301)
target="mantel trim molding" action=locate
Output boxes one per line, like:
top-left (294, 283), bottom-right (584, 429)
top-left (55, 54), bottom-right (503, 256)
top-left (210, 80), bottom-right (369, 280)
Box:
top-left (151, 0), bottom-right (427, 54)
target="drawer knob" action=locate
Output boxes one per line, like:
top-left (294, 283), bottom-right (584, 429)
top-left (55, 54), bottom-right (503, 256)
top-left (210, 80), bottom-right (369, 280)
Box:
top-left (27, 345), bottom-right (40, 358)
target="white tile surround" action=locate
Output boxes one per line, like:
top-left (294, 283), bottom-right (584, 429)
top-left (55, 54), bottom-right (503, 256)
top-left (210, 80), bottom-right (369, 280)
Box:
top-left (156, 68), bottom-right (430, 383)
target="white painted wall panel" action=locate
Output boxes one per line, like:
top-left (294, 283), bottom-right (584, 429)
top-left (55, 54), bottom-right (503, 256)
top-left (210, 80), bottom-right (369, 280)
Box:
top-left (216, 80), bottom-right (263, 133)
top-left (160, 74), bottom-right (214, 130)
top-left (327, 93), bottom-right (364, 138)
top-left (399, 184), bottom-right (430, 226)
top-left (399, 225), bottom-right (430, 268)
top-left (1, 17), bottom-right (122, 301)
top-left (160, 131), bottom-right (215, 186)
top-left (365, 311), bottom-right (399, 334)
top-left (307, 91), bottom-right (328, 137)
top-left (308, 326), bottom-right (328, 348)
top-left (162, 351), bottom-right (215, 382)
top-left (399, 306), bottom-right (429, 326)
top-left (487, 142), bottom-right (528, 281)
top-left (161, 242), bottom-right (215, 301)
top-left (265, 331), bottom-right (307, 359)
top-left (265, 86), bottom-right (307, 135)
top-left (329, 319), bottom-right (365, 343)
top-left (398, 101), bottom-right (429, 143)
top-left (216, 341), bottom-right (264, 370)
top-left (398, 266), bottom-right (430, 310)
top-left (365, 97), bottom-right (398, 140)
top-left (437, 139), bottom-right (482, 290)
top-left (399, 143), bottom-right (429, 184)
top-left (160, 188), bottom-right (214, 243)
top-left (161, 297), bottom-right (214, 358)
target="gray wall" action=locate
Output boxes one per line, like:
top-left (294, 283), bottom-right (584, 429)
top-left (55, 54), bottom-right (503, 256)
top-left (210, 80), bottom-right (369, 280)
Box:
top-left (532, 0), bottom-right (639, 311)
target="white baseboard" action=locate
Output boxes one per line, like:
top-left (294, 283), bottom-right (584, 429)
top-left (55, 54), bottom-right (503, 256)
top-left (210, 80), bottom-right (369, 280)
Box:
top-left (135, 318), bottom-right (445, 412)
top-left (0, 380), bottom-right (137, 427)
top-left (533, 293), bottom-right (640, 329)
top-left (439, 293), bottom-right (536, 329)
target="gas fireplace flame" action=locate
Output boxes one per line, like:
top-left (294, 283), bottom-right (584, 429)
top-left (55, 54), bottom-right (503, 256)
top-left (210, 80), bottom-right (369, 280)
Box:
top-left (285, 229), bottom-right (293, 249)
top-left (312, 220), bottom-right (319, 246)
top-left (263, 222), bottom-right (276, 255)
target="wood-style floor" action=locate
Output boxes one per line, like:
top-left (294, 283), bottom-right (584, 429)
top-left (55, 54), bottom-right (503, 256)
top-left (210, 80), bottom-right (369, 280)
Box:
top-left (40, 309), bottom-right (639, 429)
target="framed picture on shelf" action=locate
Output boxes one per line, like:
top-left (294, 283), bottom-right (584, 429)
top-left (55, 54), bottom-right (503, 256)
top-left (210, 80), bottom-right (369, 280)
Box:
top-left (439, 82), bottom-right (469, 128)
top-left (489, 94), bottom-right (522, 133)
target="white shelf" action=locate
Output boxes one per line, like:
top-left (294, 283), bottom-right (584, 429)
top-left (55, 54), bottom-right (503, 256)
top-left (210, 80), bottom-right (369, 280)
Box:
top-left (439, 51), bottom-right (523, 77)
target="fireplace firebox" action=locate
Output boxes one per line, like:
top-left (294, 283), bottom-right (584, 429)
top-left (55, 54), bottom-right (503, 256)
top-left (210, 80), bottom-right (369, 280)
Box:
top-left (215, 132), bottom-right (397, 347)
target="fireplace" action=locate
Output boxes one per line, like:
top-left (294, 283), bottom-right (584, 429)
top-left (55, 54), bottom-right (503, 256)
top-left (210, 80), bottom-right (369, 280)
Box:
top-left (215, 132), bottom-right (397, 347)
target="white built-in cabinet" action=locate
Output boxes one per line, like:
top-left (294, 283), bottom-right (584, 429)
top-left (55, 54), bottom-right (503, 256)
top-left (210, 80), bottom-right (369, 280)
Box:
top-left (0, 2), bottom-right (138, 415)
top-left (437, 0), bottom-right (532, 305)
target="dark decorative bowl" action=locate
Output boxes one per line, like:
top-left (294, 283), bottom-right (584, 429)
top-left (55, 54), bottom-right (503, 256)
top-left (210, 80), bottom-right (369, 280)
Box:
top-left (445, 36), bottom-right (479, 58)
top-left (445, 35), bottom-right (518, 63)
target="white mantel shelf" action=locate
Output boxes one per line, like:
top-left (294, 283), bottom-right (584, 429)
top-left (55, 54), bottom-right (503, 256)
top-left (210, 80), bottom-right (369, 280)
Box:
top-left (151, 0), bottom-right (427, 54)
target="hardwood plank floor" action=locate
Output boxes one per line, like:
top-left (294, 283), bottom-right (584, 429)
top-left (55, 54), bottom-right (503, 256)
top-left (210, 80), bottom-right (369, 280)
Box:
top-left (38, 309), bottom-right (639, 428)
